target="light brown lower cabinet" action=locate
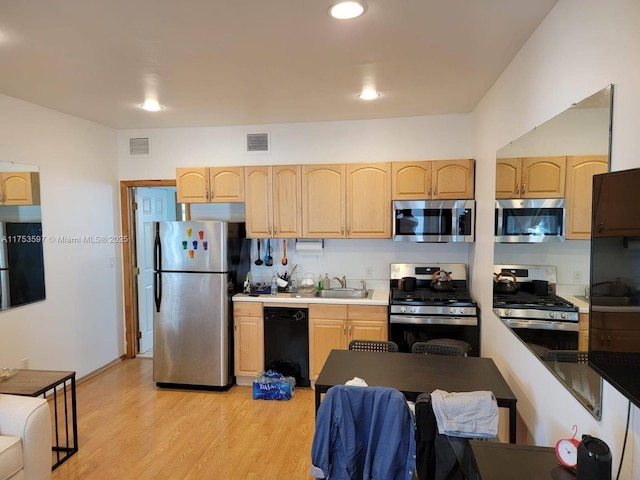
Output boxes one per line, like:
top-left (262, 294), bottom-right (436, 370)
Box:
top-left (233, 302), bottom-right (264, 378)
top-left (308, 304), bottom-right (388, 381)
top-left (578, 313), bottom-right (589, 351)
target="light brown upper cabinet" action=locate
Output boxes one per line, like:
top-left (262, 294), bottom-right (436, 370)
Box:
top-left (176, 166), bottom-right (244, 203)
top-left (346, 163), bottom-right (392, 238)
top-left (392, 160), bottom-right (474, 200)
top-left (496, 156), bottom-right (566, 199)
top-left (0, 172), bottom-right (40, 205)
top-left (565, 155), bottom-right (608, 239)
top-left (244, 165), bottom-right (301, 238)
top-left (302, 163), bottom-right (391, 238)
top-left (302, 164), bottom-right (346, 238)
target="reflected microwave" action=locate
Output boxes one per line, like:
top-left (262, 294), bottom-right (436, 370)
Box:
top-left (392, 200), bottom-right (475, 243)
top-left (495, 198), bottom-right (565, 243)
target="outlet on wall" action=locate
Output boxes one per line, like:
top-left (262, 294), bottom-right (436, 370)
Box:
top-left (21, 357), bottom-right (29, 369)
top-left (573, 270), bottom-right (583, 284)
top-left (365, 266), bottom-right (373, 279)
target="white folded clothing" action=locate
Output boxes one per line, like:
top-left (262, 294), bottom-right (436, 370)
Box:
top-left (431, 389), bottom-right (498, 439)
top-left (345, 377), bottom-right (368, 387)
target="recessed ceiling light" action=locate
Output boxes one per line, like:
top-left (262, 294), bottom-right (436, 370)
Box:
top-left (358, 89), bottom-right (380, 100)
top-left (140, 99), bottom-right (163, 112)
top-left (329, 1), bottom-right (366, 19)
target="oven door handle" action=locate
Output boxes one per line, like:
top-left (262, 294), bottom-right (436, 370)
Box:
top-left (389, 315), bottom-right (478, 326)
top-left (500, 318), bottom-right (579, 332)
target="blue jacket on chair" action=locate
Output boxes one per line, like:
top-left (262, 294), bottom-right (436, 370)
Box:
top-left (310, 385), bottom-right (416, 480)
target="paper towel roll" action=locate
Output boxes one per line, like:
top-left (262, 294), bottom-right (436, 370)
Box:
top-left (295, 239), bottom-right (324, 252)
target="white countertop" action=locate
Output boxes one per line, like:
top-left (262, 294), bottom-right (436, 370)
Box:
top-left (559, 294), bottom-right (589, 314)
top-left (233, 288), bottom-right (389, 306)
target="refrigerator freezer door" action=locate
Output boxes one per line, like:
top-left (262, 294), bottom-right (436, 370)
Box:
top-left (153, 271), bottom-right (229, 387)
top-left (156, 221), bottom-right (227, 273)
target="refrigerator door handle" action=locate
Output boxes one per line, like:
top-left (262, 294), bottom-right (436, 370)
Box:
top-left (154, 223), bottom-right (162, 272)
top-left (154, 271), bottom-right (162, 312)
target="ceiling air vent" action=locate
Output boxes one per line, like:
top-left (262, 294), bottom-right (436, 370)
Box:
top-left (246, 132), bottom-right (270, 153)
top-left (128, 137), bottom-right (151, 157)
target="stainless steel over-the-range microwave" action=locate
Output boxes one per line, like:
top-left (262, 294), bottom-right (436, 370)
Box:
top-left (495, 198), bottom-right (565, 243)
top-left (392, 200), bottom-right (475, 243)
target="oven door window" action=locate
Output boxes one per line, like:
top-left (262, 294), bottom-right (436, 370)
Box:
top-left (395, 209), bottom-right (452, 236)
top-left (499, 208), bottom-right (563, 237)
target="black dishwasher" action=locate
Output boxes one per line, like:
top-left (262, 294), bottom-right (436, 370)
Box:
top-left (264, 306), bottom-right (310, 387)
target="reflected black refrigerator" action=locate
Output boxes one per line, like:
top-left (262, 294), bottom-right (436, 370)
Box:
top-left (0, 222), bottom-right (46, 309)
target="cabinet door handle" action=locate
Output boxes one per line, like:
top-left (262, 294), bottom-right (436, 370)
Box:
top-left (521, 183), bottom-right (526, 194)
top-left (234, 323), bottom-right (237, 331)
top-left (433, 186), bottom-right (437, 196)
top-left (343, 325), bottom-right (347, 334)
top-left (515, 184), bottom-right (520, 195)
top-left (428, 186), bottom-right (432, 197)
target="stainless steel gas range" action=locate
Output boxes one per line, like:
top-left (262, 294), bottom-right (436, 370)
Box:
top-left (493, 264), bottom-right (580, 351)
top-left (389, 263), bottom-right (479, 355)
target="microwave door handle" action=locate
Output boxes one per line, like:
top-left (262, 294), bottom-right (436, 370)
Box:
top-left (495, 208), bottom-right (504, 236)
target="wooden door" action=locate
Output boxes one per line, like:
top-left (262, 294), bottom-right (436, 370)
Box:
top-left (1, 172), bottom-right (39, 205)
top-left (392, 161), bottom-right (432, 199)
top-left (565, 155), bottom-right (608, 239)
top-left (210, 167), bottom-right (244, 202)
top-left (345, 163), bottom-right (391, 238)
top-left (432, 159), bottom-right (475, 199)
top-left (272, 165), bottom-right (302, 238)
top-left (302, 164), bottom-right (345, 238)
top-left (495, 158), bottom-right (522, 199)
top-left (244, 166), bottom-right (272, 238)
top-left (308, 304), bottom-right (348, 380)
top-left (233, 303), bottom-right (264, 377)
top-left (176, 168), bottom-right (209, 203)
top-left (521, 156), bottom-right (566, 198)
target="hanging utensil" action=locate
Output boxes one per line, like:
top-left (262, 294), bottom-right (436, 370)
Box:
top-left (282, 240), bottom-right (288, 265)
top-left (255, 239), bottom-right (263, 266)
top-left (265, 239), bottom-right (273, 266)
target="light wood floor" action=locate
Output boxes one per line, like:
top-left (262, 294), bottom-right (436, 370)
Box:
top-left (51, 358), bottom-right (316, 480)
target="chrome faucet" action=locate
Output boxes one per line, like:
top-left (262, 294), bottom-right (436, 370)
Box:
top-left (333, 276), bottom-right (347, 288)
top-left (360, 279), bottom-right (367, 291)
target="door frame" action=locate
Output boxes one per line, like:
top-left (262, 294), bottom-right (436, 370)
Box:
top-left (120, 179), bottom-right (176, 359)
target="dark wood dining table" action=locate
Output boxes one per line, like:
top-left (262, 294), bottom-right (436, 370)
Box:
top-left (314, 349), bottom-right (518, 443)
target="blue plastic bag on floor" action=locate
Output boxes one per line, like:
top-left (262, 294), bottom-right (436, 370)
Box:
top-left (252, 370), bottom-right (295, 400)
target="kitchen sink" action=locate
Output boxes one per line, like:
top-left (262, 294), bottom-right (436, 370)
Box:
top-left (316, 288), bottom-right (372, 299)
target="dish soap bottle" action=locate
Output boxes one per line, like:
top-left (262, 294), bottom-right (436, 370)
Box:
top-left (271, 274), bottom-right (278, 295)
top-left (322, 274), bottom-right (331, 290)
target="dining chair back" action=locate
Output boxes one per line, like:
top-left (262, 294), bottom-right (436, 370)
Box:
top-left (348, 339), bottom-right (399, 353)
top-left (411, 339), bottom-right (471, 357)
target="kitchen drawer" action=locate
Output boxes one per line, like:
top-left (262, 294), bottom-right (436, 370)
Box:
top-left (234, 302), bottom-right (262, 317)
top-left (348, 305), bottom-right (387, 321)
top-left (309, 304), bottom-right (348, 320)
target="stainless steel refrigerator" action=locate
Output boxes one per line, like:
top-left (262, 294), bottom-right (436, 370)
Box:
top-left (152, 220), bottom-right (249, 390)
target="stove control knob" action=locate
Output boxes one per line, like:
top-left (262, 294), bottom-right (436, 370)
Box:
top-left (505, 309), bottom-right (511, 316)
top-left (400, 307), bottom-right (406, 313)
top-left (410, 307), bottom-right (417, 313)
top-left (549, 311), bottom-right (556, 319)
top-left (561, 312), bottom-right (568, 319)
top-left (450, 307), bottom-right (456, 314)
top-left (459, 308), bottom-right (465, 314)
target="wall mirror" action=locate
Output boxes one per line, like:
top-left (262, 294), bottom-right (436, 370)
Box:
top-left (0, 162), bottom-right (45, 310)
top-left (494, 85), bottom-right (613, 419)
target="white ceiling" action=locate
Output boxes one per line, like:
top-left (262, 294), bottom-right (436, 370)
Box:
top-left (0, 0), bottom-right (558, 129)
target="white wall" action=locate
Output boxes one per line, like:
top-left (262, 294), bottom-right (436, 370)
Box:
top-left (472, 0), bottom-right (640, 476)
top-left (0, 94), bottom-right (123, 377)
top-left (118, 114), bottom-right (475, 281)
